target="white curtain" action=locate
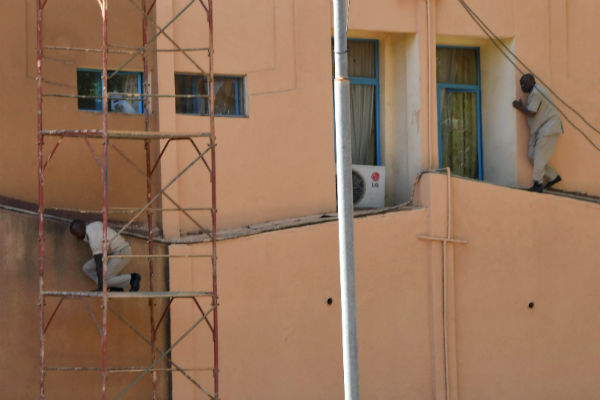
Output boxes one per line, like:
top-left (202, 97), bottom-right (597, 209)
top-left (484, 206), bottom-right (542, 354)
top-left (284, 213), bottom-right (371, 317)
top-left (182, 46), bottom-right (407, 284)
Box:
top-left (121, 74), bottom-right (140, 111)
top-left (109, 74), bottom-right (140, 113)
top-left (350, 84), bottom-right (376, 165)
top-left (347, 40), bottom-right (377, 165)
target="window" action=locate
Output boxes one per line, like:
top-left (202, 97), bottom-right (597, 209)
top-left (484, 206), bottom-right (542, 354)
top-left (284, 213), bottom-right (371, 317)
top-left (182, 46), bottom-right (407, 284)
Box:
top-left (332, 39), bottom-right (381, 166)
top-left (436, 46), bottom-right (483, 179)
top-left (77, 69), bottom-right (143, 114)
top-left (174, 74), bottom-right (245, 116)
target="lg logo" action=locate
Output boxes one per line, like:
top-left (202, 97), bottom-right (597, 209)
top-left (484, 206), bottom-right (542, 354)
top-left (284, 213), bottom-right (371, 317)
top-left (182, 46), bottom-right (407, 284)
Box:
top-left (371, 172), bottom-right (380, 188)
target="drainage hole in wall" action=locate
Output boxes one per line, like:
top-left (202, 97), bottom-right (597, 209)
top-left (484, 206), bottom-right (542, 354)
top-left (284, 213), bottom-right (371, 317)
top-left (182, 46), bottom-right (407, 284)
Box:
top-left (528, 302), bottom-right (534, 309)
top-left (327, 297), bottom-right (333, 305)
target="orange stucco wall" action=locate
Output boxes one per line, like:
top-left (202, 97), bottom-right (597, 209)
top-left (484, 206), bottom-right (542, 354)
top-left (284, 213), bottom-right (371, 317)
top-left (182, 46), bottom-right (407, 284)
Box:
top-left (170, 172), bottom-right (600, 399)
top-left (433, 0), bottom-right (600, 194)
top-left (156, 0), bottom-right (339, 236)
top-left (446, 176), bottom-right (600, 399)
top-left (3, 1), bottom-right (600, 399)
top-left (0, 0), bottom-right (161, 217)
top-left (0, 210), bottom-right (170, 399)
top-left (3, 0), bottom-right (598, 231)
top-left (152, 0), bottom-right (600, 238)
top-left (169, 205), bottom-right (435, 399)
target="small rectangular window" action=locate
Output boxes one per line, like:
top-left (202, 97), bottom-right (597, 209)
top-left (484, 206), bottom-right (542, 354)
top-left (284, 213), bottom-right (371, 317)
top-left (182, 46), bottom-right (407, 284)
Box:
top-left (175, 74), bottom-right (245, 117)
top-left (77, 69), bottom-right (143, 114)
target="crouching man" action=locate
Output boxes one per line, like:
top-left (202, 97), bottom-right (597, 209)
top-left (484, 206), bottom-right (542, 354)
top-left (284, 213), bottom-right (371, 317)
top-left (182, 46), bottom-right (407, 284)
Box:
top-left (70, 219), bottom-right (141, 292)
top-left (512, 73), bottom-right (563, 192)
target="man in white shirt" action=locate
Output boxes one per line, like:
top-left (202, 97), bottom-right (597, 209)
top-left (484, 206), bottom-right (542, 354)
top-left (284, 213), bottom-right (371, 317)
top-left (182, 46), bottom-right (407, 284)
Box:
top-left (70, 220), bottom-right (141, 292)
top-left (512, 73), bottom-right (563, 193)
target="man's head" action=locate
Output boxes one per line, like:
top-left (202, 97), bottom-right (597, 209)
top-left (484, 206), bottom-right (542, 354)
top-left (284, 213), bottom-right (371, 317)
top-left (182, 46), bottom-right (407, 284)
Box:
top-left (70, 219), bottom-right (86, 240)
top-left (520, 74), bottom-right (536, 93)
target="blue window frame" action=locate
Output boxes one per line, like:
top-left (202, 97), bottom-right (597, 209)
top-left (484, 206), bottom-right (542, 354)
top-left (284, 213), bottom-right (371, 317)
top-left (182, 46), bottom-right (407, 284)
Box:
top-left (77, 68), bottom-right (143, 114)
top-left (332, 38), bottom-right (381, 166)
top-left (436, 45), bottom-right (483, 180)
top-left (174, 74), bottom-right (245, 117)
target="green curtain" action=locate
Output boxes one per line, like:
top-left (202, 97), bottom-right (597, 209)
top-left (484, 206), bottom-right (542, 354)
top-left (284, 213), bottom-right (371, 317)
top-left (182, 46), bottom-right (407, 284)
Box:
top-left (439, 90), bottom-right (478, 178)
top-left (437, 47), bottom-right (479, 179)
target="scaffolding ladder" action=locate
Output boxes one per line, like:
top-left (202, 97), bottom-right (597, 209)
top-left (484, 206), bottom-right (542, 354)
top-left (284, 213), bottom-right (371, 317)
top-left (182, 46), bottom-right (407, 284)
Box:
top-left (36, 0), bottom-right (219, 399)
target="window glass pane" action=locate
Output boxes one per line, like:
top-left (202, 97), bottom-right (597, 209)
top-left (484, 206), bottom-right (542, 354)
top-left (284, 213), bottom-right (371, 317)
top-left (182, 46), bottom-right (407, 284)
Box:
top-left (77, 70), bottom-right (101, 111)
top-left (348, 40), bottom-right (376, 78)
top-left (174, 75), bottom-right (191, 113)
top-left (77, 69), bottom-right (142, 113)
top-left (108, 72), bottom-right (141, 114)
top-left (436, 48), bottom-right (478, 85)
top-left (175, 75), bottom-right (244, 116)
top-left (350, 84), bottom-right (376, 165)
top-left (331, 39), bottom-right (379, 165)
top-left (175, 75), bottom-right (208, 114)
top-left (214, 77), bottom-right (241, 115)
top-left (439, 89), bottom-right (478, 178)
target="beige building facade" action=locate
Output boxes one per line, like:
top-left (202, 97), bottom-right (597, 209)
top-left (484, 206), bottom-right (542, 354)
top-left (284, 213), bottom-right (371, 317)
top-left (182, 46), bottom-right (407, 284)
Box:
top-left (1, 0), bottom-right (600, 399)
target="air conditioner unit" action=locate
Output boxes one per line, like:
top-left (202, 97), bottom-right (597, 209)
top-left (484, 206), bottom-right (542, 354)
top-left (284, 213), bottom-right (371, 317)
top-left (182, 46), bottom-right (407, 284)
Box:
top-left (352, 164), bottom-right (385, 209)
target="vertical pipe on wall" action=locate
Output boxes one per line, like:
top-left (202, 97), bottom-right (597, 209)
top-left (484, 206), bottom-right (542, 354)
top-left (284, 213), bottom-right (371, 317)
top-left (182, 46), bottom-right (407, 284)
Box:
top-left (442, 167), bottom-right (452, 400)
top-left (101, 1), bottom-right (109, 398)
top-left (426, 0), bottom-right (433, 169)
top-left (207, 1), bottom-right (220, 398)
top-left (36, 0), bottom-right (46, 398)
top-left (332, 1), bottom-right (360, 399)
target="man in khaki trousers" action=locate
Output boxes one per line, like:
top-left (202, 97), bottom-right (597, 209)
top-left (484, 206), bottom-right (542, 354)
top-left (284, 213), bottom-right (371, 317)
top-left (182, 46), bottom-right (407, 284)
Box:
top-left (70, 219), bottom-right (141, 291)
top-left (512, 73), bottom-right (563, 193)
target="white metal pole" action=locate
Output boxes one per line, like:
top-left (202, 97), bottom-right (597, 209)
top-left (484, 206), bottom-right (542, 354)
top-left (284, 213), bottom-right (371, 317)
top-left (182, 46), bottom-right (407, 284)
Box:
top-left (332, 1), bottom-right (360, 399)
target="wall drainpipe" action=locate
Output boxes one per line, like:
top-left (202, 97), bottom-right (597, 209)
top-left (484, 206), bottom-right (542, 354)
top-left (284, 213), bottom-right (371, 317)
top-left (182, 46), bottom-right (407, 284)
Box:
top-left (426, 0), bottom-right (433, 169)
top-left (419, 168), bottom-right (468, 400)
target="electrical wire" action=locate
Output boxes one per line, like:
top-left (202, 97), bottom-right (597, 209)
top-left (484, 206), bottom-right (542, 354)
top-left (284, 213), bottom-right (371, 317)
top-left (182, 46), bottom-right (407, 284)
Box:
top-left (458, 0), bottom-right (600, 137)
top-left (457, 0), bottom-right (600, 152)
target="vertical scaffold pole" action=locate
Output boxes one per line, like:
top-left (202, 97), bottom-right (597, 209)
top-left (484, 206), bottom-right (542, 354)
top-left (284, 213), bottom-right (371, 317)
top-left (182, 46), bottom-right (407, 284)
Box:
top-left (207, 1), bottom-right (219, 398)
top-left (36, 0), bottom-right (46, 398)
top-left (101, 1), bottom-right (110, 398)
top-left (141, 1), bottom-right (158, 398)
top-left (332, 0), bottom-right (360, 399)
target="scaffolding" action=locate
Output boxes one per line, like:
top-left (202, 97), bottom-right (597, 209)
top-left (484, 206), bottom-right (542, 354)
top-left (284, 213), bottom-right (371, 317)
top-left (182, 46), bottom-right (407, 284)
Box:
top-left (36, 0), bottom-right (219, 399)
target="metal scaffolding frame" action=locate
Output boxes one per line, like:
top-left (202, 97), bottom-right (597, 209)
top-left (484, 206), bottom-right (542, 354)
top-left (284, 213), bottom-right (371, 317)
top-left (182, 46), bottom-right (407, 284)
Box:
top-left (36, 0), bottom-right (219, 399)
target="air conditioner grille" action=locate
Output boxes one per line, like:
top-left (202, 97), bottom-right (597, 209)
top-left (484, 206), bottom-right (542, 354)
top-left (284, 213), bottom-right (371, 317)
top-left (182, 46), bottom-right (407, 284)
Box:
top-left (352, 170), bottom-right (366, 204)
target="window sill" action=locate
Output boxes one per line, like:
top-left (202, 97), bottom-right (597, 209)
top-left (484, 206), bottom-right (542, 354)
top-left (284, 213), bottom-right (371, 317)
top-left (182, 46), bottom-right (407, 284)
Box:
top-left (175, 113), bottom-right (249, 119)
top-left (78, 109), bottom-right (144, 116)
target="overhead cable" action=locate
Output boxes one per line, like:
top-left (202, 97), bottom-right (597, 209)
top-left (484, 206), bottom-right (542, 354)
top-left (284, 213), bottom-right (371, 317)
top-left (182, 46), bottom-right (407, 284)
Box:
top-left (457, 0), bottom-right (600, 152)
top-left (458, 0), bottom-right (600, 137)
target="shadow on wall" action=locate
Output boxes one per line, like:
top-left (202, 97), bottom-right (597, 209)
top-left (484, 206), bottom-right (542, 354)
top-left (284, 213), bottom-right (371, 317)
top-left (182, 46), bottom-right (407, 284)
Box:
top-left (0, 209), bottom-right (170, 399)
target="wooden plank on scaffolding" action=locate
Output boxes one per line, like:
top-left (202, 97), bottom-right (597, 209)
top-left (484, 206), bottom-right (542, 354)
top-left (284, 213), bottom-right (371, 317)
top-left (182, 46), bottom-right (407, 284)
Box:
top-left (41, 129), bottom-right (210, 139)
top-left (41, 291), bottom-right (213, 298)
top-left (107, 254), bottom-right (212, 259)
top-left (43, 206), bottom-right (212, 214)
top-left (45, 366), bottom-right (214, 373)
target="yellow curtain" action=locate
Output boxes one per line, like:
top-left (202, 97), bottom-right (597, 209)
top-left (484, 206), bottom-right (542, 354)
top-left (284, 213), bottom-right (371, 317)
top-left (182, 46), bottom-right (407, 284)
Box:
top-left (439, 90), bottom-right (478, 178)
top-left (437, 47), bottom-right (479, 179)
